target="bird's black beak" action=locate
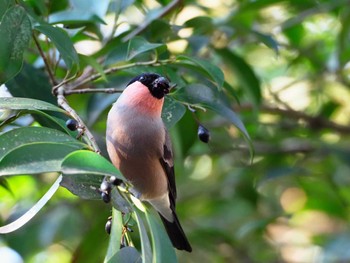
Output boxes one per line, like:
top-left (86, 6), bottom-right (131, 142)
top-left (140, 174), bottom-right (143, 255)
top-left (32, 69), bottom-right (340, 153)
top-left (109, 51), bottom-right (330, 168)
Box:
top-left (153, 77), bottom-right (170, 95)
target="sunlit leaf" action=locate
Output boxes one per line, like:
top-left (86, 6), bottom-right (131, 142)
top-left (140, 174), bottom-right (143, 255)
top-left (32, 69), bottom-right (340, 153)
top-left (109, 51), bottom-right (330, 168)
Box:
top-left (0, 5), bottom-right (31, 84)
top-left (0, 175), bottom-right (62, 234)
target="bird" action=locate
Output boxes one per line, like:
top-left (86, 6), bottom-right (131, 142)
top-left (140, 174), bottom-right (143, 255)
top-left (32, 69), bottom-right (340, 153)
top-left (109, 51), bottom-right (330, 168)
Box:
top-left (106, 73), bottom-right (192, 252)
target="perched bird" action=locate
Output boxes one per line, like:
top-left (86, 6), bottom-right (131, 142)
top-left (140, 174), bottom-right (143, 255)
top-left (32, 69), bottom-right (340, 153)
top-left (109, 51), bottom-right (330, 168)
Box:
top-left (106, 73), bottom-right (192, 252)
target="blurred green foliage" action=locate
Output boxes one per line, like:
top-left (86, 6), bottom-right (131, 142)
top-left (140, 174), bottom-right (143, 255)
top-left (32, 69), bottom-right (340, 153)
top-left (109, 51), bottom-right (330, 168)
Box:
top-left (1, 0), bottom-right (350, 262)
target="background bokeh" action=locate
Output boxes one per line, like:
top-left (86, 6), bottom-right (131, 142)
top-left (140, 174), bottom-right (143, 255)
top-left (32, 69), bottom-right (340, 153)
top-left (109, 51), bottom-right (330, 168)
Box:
top-left (2, 0), bottom-right (350, 262)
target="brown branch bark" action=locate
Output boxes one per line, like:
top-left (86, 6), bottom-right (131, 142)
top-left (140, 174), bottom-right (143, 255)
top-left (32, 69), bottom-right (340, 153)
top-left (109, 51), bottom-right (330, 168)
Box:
top-left (32, 33), bottom-right (57, 86)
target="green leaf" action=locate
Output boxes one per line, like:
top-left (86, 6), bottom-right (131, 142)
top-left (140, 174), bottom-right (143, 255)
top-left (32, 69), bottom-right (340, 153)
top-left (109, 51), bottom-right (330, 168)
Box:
top-left (60, 150), bottom-right (126, 200)
top-left (107, 246), bottom-right (142, 263)
top-left (0, 127), bottom-right (84, 161)
top-left (60, 173), bottom-right (103, 199)
top-left (4, 64), bottom-right (70, 130)
top-left (0, 97), bottom-right (64, 112)
top-left (0, 109), bottom-right (72, 134)
top-left (162, 97), bottom-right (186, 129)
top-left (126, 37), bottom-right (166, 61)
top-left (110, 0), bottom-right (135, 14)
top-left (35, 24), bottom-right (79, 69)
top-left (61, 150), bottom-right (124, 179)
top-left (111, 188), bottom-right (132, 214)
top-left (79, 54), bottom-right (106, 81)
top-left (338, 7), bottom-right (350, 66)
top-left (282, 24), bottom-right (305, 47)
top-left (5, 63), bottom-right (57, 104)
top-left (184, 16), bottom-right (214, 34)
top-left (134, 208), bottom-right (153, 263)
top-left (0, 143), bottom-right (84, 176)
top-left (31, 110), bottom-right (73, 133)
top-left (145, 212), bottom-right (177, 263)
top-left (49, 10), bottom-right (105, 25)
top-left (252, 30), bottom-right (279, 55)
top-left (71, 0), bottom-right (109, 19)
top-left (173, 84), bottom-right (253, 159)
top-left (216, 48), bottom-right (261, 105)
top-left (105, 41), bottom-right (129, 65)
top-left (0, 175), bottom-right (62, 234)
top-left (0, 0), bottom-right (13, 21)
top-left (0, 5), bottom-right (31, 84)
top-left (48, 0), bottom-right (109, 24)
top-left (176, 55), bottom-right (225, 90)
top-left (105, 208), bottom-right (124, 263)
top-left (0, 177), bottom-right (11, 193)
top-left (300, 176), bottom-right (347, 218)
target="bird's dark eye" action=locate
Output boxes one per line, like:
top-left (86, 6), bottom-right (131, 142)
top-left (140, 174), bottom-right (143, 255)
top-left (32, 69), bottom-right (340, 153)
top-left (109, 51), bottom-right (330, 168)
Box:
top-left (139, 76), bottom-right (145, 81)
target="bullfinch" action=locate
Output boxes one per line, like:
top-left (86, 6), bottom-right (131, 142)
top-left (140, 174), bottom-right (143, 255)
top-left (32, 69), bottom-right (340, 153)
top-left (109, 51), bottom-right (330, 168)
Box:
top-left (106, 73), bottom-right (192, 252)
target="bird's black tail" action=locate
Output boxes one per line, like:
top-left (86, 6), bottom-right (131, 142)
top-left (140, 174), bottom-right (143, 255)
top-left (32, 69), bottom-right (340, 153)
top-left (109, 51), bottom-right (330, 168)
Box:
top-left (159, 212), bottom-right (192, 252)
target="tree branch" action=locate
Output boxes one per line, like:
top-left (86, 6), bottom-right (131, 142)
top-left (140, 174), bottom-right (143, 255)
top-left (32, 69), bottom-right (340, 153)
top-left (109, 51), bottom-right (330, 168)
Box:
top-left (237, 103), bottom-right (350, 134)
top-left (56, 86), bottom-right (101, 153)
top-left (32, 33), bottom-right (57, 86)
top-left (64, 88), bottom-right (124, 96)
top-left (59, 59), bottom-right (170, 92)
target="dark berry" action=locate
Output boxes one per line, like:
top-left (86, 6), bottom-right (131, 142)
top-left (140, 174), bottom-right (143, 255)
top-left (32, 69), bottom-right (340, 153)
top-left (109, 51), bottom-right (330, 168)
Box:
top-left (66, 119), bottom-right (79, 131)
top-left (100, 180), bottom-right (111, 192)
top-left (110, 176), bottom-right (122, 186)
top-left (101, 192), bottom-right (111, 203)
top-left (198, 125), bottom-right (210, 143)
top-left (105, 218), bottom-right (112, 235)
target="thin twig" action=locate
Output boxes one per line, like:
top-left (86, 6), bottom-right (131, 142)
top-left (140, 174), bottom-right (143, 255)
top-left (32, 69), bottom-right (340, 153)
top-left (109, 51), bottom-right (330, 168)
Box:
top-left (67, 59), bottom-right (170, 91)
top-left (64, 88), bottom-right (124, 96)
top-left (32, 33), bottom-right (57, 86)
top-left (122, 0), bottom-right (182, 42)
top-left (56, 87), bottom-right (101, 153)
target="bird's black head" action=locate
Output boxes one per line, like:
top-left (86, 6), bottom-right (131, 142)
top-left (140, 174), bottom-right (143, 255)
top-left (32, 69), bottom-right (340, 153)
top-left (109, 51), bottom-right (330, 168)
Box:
top-left (127, 73), bottom-right (170, 99)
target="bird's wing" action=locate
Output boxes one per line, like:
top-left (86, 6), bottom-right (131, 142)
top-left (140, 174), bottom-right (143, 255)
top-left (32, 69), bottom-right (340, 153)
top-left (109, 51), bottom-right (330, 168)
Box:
top-left (159, 128), bottom-right (177, 208)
